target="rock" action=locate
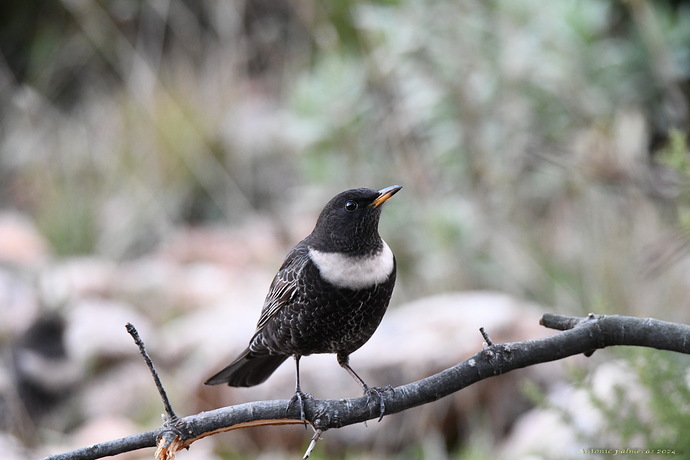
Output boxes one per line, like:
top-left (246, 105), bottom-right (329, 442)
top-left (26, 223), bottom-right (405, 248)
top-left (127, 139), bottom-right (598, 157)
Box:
top-left (0, 268), bottom-right (40, 336)
top-left (40, 257), bottom-right (119, 302)
top-left (0, 432), bottom-right (30, 460)
top-left (64, 297), bottom-right (153, 366)
top-left (0, 212), bottom-right (50, 268)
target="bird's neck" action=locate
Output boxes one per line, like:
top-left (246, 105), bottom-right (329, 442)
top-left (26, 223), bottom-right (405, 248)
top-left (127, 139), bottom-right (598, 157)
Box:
top-left (308, 233), bottom-right (383, 257)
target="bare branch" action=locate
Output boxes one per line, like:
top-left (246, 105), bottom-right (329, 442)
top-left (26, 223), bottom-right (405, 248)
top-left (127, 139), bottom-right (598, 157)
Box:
top-left (303, 429), bottom-right (323, 459)
top-left (540, 313), bottom-right (690, 353)
top-left (126, 322), bottom-right (178, 422)
top-left (479, 326), bottom-right (494, 346)
top-left (42, 313), bottom-right (690, 460)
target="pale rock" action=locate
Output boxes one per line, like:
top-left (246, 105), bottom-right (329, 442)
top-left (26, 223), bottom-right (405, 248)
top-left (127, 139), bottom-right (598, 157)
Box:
top-left (0, 212), bottom-right (50, 267)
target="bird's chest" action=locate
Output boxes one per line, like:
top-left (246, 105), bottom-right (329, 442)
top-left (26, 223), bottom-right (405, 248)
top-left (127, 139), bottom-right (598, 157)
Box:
top-left (263, 252), bottom-right (396, 355)
top-left (297, 280), bottom-right (394, 354)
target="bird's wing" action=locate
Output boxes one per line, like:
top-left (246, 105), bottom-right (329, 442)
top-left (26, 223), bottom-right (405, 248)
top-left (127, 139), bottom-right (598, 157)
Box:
top-left (254, 242), bottom-right (310, 333)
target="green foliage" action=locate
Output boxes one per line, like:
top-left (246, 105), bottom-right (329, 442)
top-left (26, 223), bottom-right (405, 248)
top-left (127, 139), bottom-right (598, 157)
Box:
top-left (657, 130), bottom-right (690, 175)
top-left (657, 129), bottom-right (690, 236)
top-left (590, 350), bottom-right (690, 452)
top-left (520, 351), bottom-right (690, 458)
top-left (634, 350), bottom-right (690, 449)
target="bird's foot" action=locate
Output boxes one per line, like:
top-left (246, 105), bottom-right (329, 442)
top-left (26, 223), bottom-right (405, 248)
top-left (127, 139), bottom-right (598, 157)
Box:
top-left (363, 384), bottom-right (394, 422)
top-left (287, 390), bottom-right (314, 423)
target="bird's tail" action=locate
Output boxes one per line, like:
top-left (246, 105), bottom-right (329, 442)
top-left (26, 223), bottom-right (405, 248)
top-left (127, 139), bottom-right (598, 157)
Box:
top-left (204, 348), bottom-right (288, 387)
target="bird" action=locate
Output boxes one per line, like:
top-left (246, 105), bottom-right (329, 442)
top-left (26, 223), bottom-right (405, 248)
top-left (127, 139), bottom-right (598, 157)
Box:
top-left (205, 185), bottom-right (402, 421)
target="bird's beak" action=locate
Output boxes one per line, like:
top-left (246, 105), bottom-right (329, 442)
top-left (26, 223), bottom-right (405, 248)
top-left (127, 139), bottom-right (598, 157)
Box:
top-left (371, 185), bottom-right (403, 208)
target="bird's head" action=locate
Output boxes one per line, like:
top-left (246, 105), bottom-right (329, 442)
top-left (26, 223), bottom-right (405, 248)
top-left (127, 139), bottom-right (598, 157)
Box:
top-left (309, 185), bottom-right (402, 255)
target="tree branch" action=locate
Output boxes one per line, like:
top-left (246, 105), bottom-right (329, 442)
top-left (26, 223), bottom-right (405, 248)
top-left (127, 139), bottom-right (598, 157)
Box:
top-left (126, 322), bottom-right (178, 422)
top-left (41, 313), bottom-right (690, 460)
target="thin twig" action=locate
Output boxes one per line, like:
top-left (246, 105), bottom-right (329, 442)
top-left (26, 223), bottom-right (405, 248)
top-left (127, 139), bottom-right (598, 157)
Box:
top-left (126, 322), bottom-right (177, 421)
top-left (479, 327), bottom-right (494, 346)
top-left (303, 429), bottom-right (322, 459)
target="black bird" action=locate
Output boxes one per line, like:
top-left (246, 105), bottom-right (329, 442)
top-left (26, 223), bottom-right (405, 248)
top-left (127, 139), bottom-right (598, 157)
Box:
top-left (205, 185), bottom-right (402, 419)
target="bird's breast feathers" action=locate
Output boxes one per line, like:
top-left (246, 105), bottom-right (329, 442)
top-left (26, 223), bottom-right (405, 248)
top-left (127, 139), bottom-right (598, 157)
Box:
top-left (308, 241), bottom-right (395, 290)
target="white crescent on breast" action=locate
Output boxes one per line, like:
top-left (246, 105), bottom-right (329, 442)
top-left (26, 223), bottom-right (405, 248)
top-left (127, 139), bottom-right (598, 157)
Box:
top-left (308, 240), bottom-right (394, 290)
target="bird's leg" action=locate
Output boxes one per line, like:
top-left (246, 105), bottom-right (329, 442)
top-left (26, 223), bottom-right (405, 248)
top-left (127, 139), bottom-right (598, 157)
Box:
top-left (287, 355), bottom-right (312, 423)
top-left (337, 353), bottom-right (389, 422)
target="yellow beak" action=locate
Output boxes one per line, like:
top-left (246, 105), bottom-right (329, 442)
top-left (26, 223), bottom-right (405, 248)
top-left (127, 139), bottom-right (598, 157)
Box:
top-left (371, 185), bottom-right (402, 208)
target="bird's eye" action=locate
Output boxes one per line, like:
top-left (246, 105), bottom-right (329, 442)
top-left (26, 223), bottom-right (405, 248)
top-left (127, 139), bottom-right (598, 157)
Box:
top-left (344, 201), bottom-right (358, 212)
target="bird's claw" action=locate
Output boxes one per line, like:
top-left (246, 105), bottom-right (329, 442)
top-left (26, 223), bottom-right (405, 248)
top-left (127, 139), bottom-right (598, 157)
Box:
top-left (287, 390), bottom-right (313, 423)
top-left (363, 385), bottom-right (393, 422)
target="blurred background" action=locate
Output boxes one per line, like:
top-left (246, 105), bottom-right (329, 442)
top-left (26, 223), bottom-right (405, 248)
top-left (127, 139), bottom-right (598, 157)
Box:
top-left (2, 0), bottom-right (690, 458)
